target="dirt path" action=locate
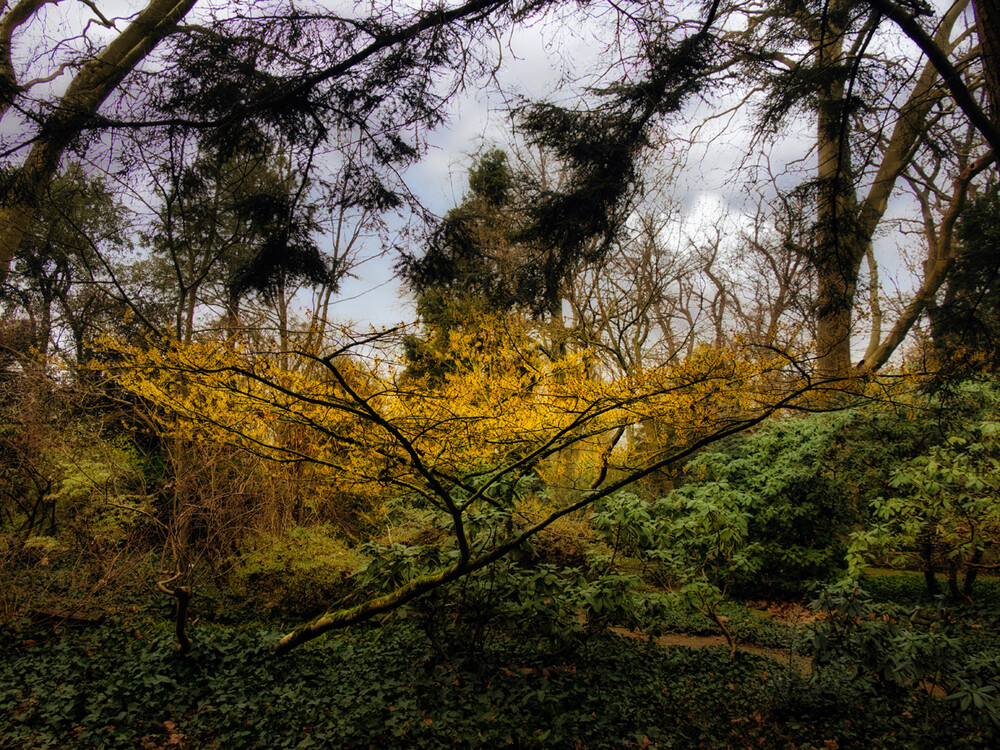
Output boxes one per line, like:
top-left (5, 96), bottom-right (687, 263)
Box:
top-left (609, 627), bottom-right (813, 673)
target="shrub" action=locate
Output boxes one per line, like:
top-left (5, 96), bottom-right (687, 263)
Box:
top-left (229, 526), bottom-right (368, 620)
top-left (686, 412), bottom-right (859, 594)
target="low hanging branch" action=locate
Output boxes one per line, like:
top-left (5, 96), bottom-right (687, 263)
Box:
top-left (273, 380), bottom-right (811, 655)
top-left (104, 317), bottom-right (816, 657)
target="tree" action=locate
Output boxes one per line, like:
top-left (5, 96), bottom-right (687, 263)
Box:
top-left (484, 0), bottom-right (994, 383)
top-left (510, 18), bottom-right (721, 318)
top-left (2, 162), bottom-right (130, 366)
top-left (868, 0), bottom-right (1000, 153)
top-left (137, 133), bottom-right (332, 342)
top-left (401, 149), bottom-right (521, 308)
top-left (927, 184), bottom-right (1000, 377)
top-left (0, 0), bottom-right (582, 288)
top-left (971, 0), bottom-right (1000, 125)
top-left (399, 148), bottom-right (530, 381)
top-left (0, 0), bottom-right (198, 283)
top-left (735, 0), bottom-right (994, 379)
top-left (851, 383), bottom-right (1000, 602)
top-left (102, 317), bottom-right (811, 653)
top-left (4, 0), bottom-right (995, 387)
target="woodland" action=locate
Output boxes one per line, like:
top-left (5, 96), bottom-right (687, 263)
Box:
top-left (3, 0), bottom-right (1000, 747)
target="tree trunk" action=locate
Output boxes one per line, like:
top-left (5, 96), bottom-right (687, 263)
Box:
top-left (947, 559), bottom-right (961, 600)
top-left (973, 0), bottom-right (1000, 127)
top-left (921, 539), bottom-right (941, 597)
top-left (813, 9), bottom-right (863, 381)
top-left (962, 548), bottom-right (983, 601)
top-left (812, 0), bottom-right (970, 379)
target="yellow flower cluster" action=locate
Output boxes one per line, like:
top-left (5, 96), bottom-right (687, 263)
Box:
top-left (100, 324), bottom-right (802, 511)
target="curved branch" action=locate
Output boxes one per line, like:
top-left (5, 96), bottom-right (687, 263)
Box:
top-left (274, 378), bottom-right (814, 655)
top-left (861, 149), bottom-right (996, 373)
top-left (867, 0), bottom-right (1000, 154)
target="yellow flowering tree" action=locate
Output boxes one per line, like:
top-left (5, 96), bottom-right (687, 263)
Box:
top-left (104, 317), bottom-right (813, 653)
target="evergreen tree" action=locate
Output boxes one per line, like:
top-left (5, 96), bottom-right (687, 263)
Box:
top-left (928, 185), bottom-right (1000, 377)
top-left (399, 149), bottom-right (525, 382)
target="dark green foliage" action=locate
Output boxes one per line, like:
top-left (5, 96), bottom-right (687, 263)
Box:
top-left (152, 0), bottom-right (533, 214)
top-left (643, 594), bottom-right (803, 651)
top-left (929, 186), bottom-right (1000, 379)
top-left (846, 381), bottom-right (1000, 599)
top-left (399, 149), bottom-right (519, 309)
top-left (680, 412), bottom-right (860, 594)
top-left (807, 579), bottom-right (1000, 729)
top-left (2, 619), bottom-right (997, 749)
top-left (809, 582), bottom-right (961, 687)
top-left (226, 188), bottom-right (330, 303)
top-left (357, 503), bottom-right (652, 657)
top-left (399, 149), bottom-right (531, 382)
top-left (862, 571), bottom-right (1000, 608)
top-left (402, 20), bottom-right (720, 318)
top-left (146, 131), bottom-right (333, 320)
top-left (513, 30), bottom-right (716, 314)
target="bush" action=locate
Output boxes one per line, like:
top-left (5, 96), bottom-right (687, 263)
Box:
top-left (806, 580), bottom-right (1000, 730)
top-left (686, 412), bottom-right (859, 594)
top-left (229, 526), bottom-right (368, 621)
top-left (355, 502), bottom-right (655, 659)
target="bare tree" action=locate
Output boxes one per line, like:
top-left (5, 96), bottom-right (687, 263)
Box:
top-left (695, 0), bottom-right (991, 378)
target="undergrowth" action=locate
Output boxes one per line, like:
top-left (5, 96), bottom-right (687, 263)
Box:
top-left (1, 620), bottom-right (997, 749)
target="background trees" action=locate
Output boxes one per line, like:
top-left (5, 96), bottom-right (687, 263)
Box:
top-left (137, 133), bottom-right (333, 342)
top-left (927, 185), bottom-right (1000, 377)
top-left (2, 163), bottom-right (130, 368)
top-left (4, 0), bottom-right (992, 377)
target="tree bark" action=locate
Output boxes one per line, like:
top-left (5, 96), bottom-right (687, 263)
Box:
top-left (813, 1), bottom-right (970, 379)
top-left (972, 0), bottom-right (1000, 127)
top-left (0, 0), bottom-right (199, 284)
top-left (813, 3), bottom-right (862, 381)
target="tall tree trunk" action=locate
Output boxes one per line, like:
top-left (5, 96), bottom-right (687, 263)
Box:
top-left (811, 1), bottom-right (970, 379)
top-left (813, 7), bottom-right (863, 381)
top-left (0, 0), bottom-right (199, 283)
